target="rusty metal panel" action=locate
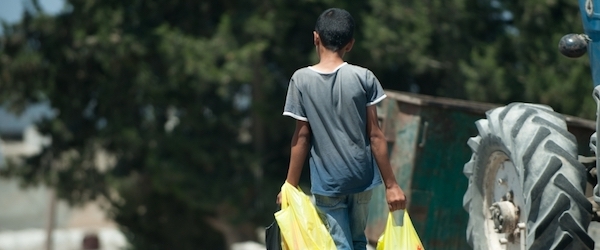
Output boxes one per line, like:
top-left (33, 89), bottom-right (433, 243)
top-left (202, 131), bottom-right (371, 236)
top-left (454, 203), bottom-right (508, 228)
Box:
top-left (369, 98), bottom-right (480, 249)
top-left (366, 97), bottom-right (422, 242)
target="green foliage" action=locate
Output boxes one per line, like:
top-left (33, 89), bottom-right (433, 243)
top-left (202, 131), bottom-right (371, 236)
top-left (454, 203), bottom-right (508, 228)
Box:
top-left (0, 0), bottom-right (596, 248)
top-left (1, 0), bottom-right (275, 248)
top-left (460, 45), bottom-right (510, 103)
top-left (357, 0), bottom-right (508, 98)
top-left (460, 0), bottom-right (595, 118)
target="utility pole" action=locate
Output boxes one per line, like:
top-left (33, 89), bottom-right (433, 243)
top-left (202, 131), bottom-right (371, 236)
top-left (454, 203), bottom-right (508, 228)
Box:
top-left (45, 189), bottom-right (57, 250)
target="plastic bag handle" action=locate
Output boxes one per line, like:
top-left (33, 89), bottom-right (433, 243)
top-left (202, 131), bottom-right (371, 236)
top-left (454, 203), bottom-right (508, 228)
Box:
top-left (391, 210), bottom-right (406, 226)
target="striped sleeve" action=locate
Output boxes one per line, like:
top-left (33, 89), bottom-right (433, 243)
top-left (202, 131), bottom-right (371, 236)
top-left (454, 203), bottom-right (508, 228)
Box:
top-left (366, 70), bottom-right (386, 106)
top-left (283, 77), bottom-right (308, 121)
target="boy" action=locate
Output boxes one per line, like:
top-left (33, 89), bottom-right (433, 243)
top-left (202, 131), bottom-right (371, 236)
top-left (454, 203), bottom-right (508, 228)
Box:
top-left (278, 8), bottom-right (406, 250)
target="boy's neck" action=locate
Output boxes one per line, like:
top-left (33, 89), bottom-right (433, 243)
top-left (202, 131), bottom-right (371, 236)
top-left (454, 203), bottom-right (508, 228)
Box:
top-left (312, 49), bottom-right (346, 73)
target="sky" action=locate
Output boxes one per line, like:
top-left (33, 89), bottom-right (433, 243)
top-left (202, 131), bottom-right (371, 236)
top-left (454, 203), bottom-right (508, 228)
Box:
top-left (0, 1), bottom-right (63, 138)
top-left (0, 0), bottom-right (65, 33)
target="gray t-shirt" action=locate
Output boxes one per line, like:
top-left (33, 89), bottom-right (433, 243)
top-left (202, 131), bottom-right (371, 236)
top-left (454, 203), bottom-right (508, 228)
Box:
top-left (283, 62), bottom-right (386, 196)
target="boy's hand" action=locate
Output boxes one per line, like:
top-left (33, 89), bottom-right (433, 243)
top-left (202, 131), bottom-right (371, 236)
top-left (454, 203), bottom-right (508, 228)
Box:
top-left (386, 184), bottom-right (406, 211)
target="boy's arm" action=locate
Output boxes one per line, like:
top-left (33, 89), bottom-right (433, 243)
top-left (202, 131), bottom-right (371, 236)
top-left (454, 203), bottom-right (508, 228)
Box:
top-left (367, 105), bottom-right (407, 211)
top-left (285, 120), bottom-right (311, 186)
top-left (277, 120), bottom-right (311, 205)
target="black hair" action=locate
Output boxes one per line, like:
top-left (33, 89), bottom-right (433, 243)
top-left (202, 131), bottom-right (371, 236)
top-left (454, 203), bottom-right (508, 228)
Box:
top-left (315, 8), bottom-right (355, 52)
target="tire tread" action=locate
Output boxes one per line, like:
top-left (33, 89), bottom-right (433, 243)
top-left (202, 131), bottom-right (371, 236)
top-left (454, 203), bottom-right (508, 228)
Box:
top-left (463, 103), bottom-right (593, 249)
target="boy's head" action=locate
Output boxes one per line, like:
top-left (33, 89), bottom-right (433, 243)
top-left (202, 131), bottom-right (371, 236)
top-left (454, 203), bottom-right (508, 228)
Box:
top-left (314, 8), bottom-right (355, 52)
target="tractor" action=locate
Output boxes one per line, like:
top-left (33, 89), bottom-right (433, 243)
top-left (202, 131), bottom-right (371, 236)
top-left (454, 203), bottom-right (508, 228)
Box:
top-left (462, 0), bottom-right (600, 249)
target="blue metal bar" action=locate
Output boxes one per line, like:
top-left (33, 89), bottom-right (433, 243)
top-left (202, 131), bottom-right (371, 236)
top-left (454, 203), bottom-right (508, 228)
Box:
top-left (579, 0), bottom-right (600, 86)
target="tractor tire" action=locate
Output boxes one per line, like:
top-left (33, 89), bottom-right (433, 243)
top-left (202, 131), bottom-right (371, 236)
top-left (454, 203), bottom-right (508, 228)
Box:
top-left (463, 103), bottom-right (594, 249)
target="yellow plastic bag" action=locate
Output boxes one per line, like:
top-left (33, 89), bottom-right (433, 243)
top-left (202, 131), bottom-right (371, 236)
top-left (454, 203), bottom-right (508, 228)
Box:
top-left (377, 211), bottom-right (425, 250)
top-left (274, 182), bottom-right (336, 250)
